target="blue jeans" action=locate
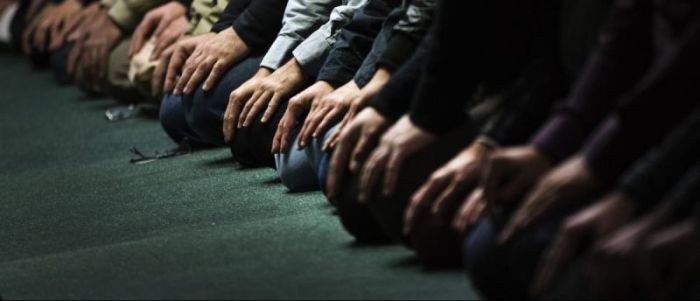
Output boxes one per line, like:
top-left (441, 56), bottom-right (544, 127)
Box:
top-left (159, 56), bottom-right (263, 146)
top-left (275, 124), bottom-right (338, 192)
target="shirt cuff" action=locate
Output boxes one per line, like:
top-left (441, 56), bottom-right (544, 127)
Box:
top-left (292, 29), bottom-right (333, 77)
top-left (260, 36), bottom-right (301, 71)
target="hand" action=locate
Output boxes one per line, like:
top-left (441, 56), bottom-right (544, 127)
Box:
top-left (638, 219), bottom-right (700, 300)
top-left (587, 203), bottom-right (673, 299)
top-left (323, 68), bottom-right (391, 151)
top-left (297, 81), bottom-right (359, 149)
top-left (452, 187), bottom-right (488, 232)
top-left (237, 58), bottom-right (308, 128)
top-left (174, 28), bottom-right (250, 95)
top-left (151, 44), bottom-right (175, 97)
top-left (129, 1), bottom-right (188, 59)
top-left (52, 2), bottom-right (100, 51)
top-left (530, 192), bottom-right (638, 297)
top-left (271, 81), bottom-right (335, 154)
top-left (481, 146), bottom-right (553, 206)
top-left (359, 116), bottom-right (437, 202)
top-left (404, 141), bottom-right (493, 235)
top-left (23, 0), bottom-right (82, 54)
top-left (499, 155), bottom-right (600, 243)
top-left (222, 68), bottom-right (272, 144)
top-left (71, 9), bottom-right (123, 84)
top-left (326, 107), bottom-right (391, 201)
top-left (22, 3), bottom-right (55, 54)
top-left (162, 33), bottom-right (215, 93)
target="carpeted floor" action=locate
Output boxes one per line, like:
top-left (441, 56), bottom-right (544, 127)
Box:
top-left (0, 53), bottom-right (479, 299)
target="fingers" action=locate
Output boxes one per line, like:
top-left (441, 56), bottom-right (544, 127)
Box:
top-left (66, 36), bottom-right (84, 76)
top-left (129, 15), bottom-right (156, 57)
top-left (163, 46), bottom-right (187, 93)
top-left (530, 221), bottom-right (587, 297)
top-left (322, 114), bottom-right (350, 151)
top-left (151, 54), bottom-right (169, 96)
top-left (404, 174), bottom-right (450, 235)
top-left (481, 156), bottom-right (504, 205)
top-left (383, 147), bottom-right (405, 197)
top-left (202, 60), bottom-right (229, 92)
top-left (22, 21), bottom-right (36, 55)
top-left (359, 147), bottom-right (389, 203)
top-left (53, 14), bottom-right (81, 50)
top-left (242, 90), bottom-right (273, 127)
top-left (452, 188), bottom-right (486, 232)
top-left (151, 30), bottom-right (178, 61)
top-left (313, 107), bottom-right (342, 138)
top-left (152, 15), bottom-right (170, 40)
top-left (174, 51), bottom-right (201, 95)
top-left (326, 127), bottom-right (359, 200)
top-left (33, 20), bottom-right (50, 51)
top-left (237, 89), bottom-right (262, 128)
top-left (183, 57), bottom-right (214, 94)
top-left (273, 102), bottom-right (303, 154)
top-left (299, 106), bottom-right (331, 149)
top-left (349, 128), bottom-right (375, 173)
top-left (223, 91), bottom-right (246, 144)
top-left (49, 17), bottom-right (65, 50)
top-left (322, 128), bottom-right (341, 152)
top-left (261, 93), bottom-right (284, 123)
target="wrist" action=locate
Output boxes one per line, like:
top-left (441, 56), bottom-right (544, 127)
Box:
top-left (255, 67), bottom-right (273, 78)
top-left (280, 58), bottom-right (308, 84)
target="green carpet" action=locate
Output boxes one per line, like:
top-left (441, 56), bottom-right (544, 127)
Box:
top-left (0, 53), bottom-right (478, 300)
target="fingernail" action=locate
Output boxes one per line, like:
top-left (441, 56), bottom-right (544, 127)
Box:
top-left (202, 84), bottom-right (209, 91)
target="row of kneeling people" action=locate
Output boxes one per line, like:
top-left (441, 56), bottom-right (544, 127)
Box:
top-left (2, 0), bottom-right (700, 298)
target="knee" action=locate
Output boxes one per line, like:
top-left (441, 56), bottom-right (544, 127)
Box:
top-left (229, 127), bottom-right (259, 167)
top-left (159, 94), bottom-right (187, 143)
top-left (276, 153), bottom-right (320, 192)
top-left (186, 89), bottom-right (224, 146)
top-left (462, 215), bottom-right (542, 299)
top-left (334, 176), bottom-right (390, 243)
top-left (461, 217), bottom-right (507, 298)
top-left (409, 215), bottom-right (463, 268)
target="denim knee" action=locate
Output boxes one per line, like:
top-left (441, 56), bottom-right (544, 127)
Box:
top-left (160, 94), bottom-right (191, 143)
top-left (275, 148), bottom-right (320, 192)
top-left (186, 89), bottom-right (225, 146)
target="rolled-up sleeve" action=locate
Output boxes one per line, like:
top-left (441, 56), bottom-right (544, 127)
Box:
top-left (260, 0), bottom-right (342, 71)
